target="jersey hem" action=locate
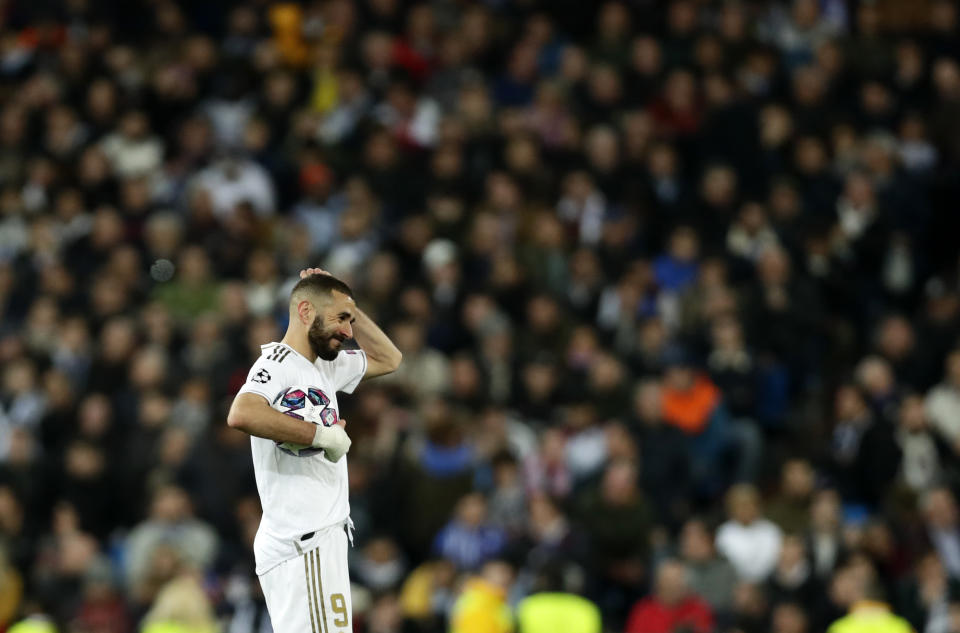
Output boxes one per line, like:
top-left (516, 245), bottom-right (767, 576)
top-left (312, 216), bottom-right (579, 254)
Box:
top-left (254, 515), bottom-right (351, 576)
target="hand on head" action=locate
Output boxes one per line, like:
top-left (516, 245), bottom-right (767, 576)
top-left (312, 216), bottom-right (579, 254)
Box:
top-left (299, 268), bottom-right (331, 279)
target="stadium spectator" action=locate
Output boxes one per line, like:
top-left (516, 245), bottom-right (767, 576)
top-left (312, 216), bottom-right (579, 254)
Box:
top-left (624, 558), bottom-right (714, 633)
top-left (449, 560), bottom-right (514, 633)
top-left (124, 486), bottom-right (218, 597)
top-left (678, 518), bottom-right (737, 617)
top-left (922, 487), bottom-right (960, 580)
top-left (767, 458), bottom-right (817, 534)
top-left (926, 348), bottom-right (960, 445)
top-left (715, 484), bottom-right (784, 583)
top-left (432, 492), bottom-right (507, 572)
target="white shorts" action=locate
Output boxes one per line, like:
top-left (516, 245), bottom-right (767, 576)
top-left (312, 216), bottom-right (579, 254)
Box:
top-left (259, 523), bottom-right (352, 633)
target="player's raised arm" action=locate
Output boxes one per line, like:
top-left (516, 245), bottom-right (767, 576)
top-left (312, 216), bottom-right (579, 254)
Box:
top-left (352, 307), bottom-right (402, 379)
top-left (299, 267), bottom-right (402, 380)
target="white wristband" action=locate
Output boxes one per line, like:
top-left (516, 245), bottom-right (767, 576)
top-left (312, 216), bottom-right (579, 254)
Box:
top-left (311, 424), bottom-right (351, 463)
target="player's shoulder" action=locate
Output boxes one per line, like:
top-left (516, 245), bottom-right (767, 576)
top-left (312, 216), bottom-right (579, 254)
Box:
top-left (248, 343), bottom-right (304, 380)
top-left (259, 342), bottom-right (295, 363)
top-left (314, 348), bottom-right (366, 373)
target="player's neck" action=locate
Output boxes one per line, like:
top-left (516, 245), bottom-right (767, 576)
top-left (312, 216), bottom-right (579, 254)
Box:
top-left (279, 332), bottom-right (317, 363)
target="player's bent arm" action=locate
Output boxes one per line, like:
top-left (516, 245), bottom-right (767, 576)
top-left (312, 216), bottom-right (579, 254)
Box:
top-left (227, 393), bottom-right (319, 445)
top-left (353, 308), bottom-right (402, 380)
top-left (227, 393), bottom-right (352, 460)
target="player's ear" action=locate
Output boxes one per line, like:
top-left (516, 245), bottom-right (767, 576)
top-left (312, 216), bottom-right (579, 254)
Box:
top-left (297, 299), bottom-right (314, 324)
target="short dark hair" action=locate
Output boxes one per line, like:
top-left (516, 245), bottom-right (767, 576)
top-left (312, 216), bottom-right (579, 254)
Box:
top-left (291, 274), bottom-right (353, 303)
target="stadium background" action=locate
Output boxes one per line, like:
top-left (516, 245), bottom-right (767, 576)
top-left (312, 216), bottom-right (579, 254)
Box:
top-left (1, 0), bottom-right (960, 631)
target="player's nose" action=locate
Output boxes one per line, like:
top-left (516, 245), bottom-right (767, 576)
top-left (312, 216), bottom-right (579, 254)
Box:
top-left (341, 322), bottom-right (353, 339)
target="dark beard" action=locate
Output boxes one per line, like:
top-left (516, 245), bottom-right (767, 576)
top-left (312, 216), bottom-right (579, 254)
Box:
top-left (308, 317), bottom-right (342, 361)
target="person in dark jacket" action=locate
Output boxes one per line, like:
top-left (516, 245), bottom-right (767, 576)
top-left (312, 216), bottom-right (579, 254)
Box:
top-left (629, 378), bottom-right (692, 529)
top-left (830, 383), bottom-right (902, 508)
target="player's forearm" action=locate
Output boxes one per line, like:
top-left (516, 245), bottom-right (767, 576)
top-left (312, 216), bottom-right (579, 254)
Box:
top-left (227, 394), bottom-right (317, 445)
top-left (353, 308), bottom-right (402, 375)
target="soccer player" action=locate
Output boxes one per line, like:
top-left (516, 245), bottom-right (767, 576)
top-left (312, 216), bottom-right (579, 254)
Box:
top-left (227, 268), bottom-right (401, 633)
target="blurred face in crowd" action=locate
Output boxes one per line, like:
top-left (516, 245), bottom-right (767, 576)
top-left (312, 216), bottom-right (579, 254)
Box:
top-left (757, 247), bottom-right (790, 285)
top-left (637, 317), bottom-right (666, 356)
top-left (925, 488), bottom-right (959, 529)
top-left (792, 0), bottom-right (820, 28)
top-left (733, 581), bottom-right (767, 617)
top-left (946, 350), bottom-right (960, 387)
top-left (711, 317), bottom-right (742, 352)
top-left (508, 43), bottom-right (538, 82)
top-left (782, 459), bottom-right (814, 499)
top-left (835, 384), bottom-right (867, 421)
top-left (450, 355), bottom-right (482, 398)
top-left (632, 36), bottom-right (662, 75)
top-left (564, 402), bottom-right (596, 431)
top-left (456, 493), bottom-right (487, 527)
top-left (529, 494), bottom-right (561, 537)
top-left (794, 136), bottom-right (827, 174)
top-left (120, 111), bottom-right (149, 139)
top-left (78, 394), bottom-right (113, 438)
top-left (843, 172), bottom-right (875, 209)
top-left (522, 361), bottom-right (557, 401)
top-left (655, 560), bottom-right (689, 606)
top-left (601, 460), bottom-right (637, 506)
top-left (829, 561), bottom-right (875, 607)
top-left (633, 380), bottom-right (663, 424)
top-left (899, 394), bottom-right (927, 432)
top-left (588, 65), bottom-right (621, 106)
top-left (589, 353), bottom-right (624, 393)
top-left (736, 202), bottom-right (767, 233)
top-left (701, 165), bottom-right (737, 208)
top-left (664, 364), bottom-right (696, 391)
top-left (772, 603), bottom-right (808, 633)
top-left (151, 486), bottom-right (192, 522)
top-left (3, 358), bottom-right (36, 396)
top-left (856, 356), bottom-right (894, 397)
top-left (778, 534), bottom-right (807, 572)
top-left (668, 227), bottom-right (698, 262)
top-left (585, 126), bottom-right (618, 172)
top-left (727, 484), bottom-right (761, 524)
top-left (664, 70), bottom-right (697, 111)
top-left (949, 604), bottom-right (960, 633)
top-left (525, 295), bottom-right (559, 334)
top-left (0, 486), bottom-right (22, 534)
top-left (481, 560), bottom-right (514, 592)
top-left (667, 1), bottom-right (697, 35)
top-left (931, 0), bottom-right (957, 31)
top-left (65, 441), bottom-right (105, 481)
top-left (876, 315), bottom-right (914, 359)
top-left (792, 66), bottom-right (826, 106)
top-left (815, 40), bottom-right (843, 78)
top-left (679, 520), bottom-right (714, 563)
top-left (811, 489), bottom-right (841, 532)
top-left (179, 246), bottom-right (212, 285)
top-left (769, 179), bottom-right (801, 221)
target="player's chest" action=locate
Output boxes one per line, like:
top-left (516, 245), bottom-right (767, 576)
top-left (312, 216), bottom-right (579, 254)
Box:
top-left (283, 368), bottom-right (343, 427)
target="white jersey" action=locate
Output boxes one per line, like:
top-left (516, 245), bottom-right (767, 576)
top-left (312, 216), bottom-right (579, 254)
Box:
top-left (238, 342), bottom-right (367, 574)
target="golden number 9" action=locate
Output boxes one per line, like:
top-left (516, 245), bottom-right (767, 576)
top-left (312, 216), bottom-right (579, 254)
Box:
top-left (330, 593), bottom-right (348, 627)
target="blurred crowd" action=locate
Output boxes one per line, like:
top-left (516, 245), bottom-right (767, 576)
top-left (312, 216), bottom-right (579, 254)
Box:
top-left (2, 0), bottom-right (960, 632)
